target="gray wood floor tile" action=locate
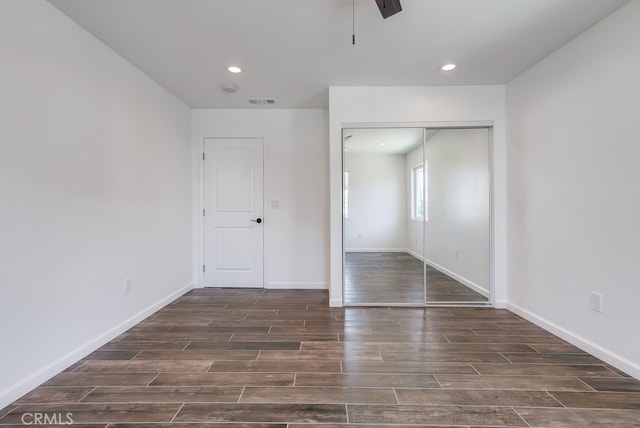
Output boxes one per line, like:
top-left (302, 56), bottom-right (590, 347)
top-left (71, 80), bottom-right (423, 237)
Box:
top-left (240, 386), bottom-right (397, 404)
top-left (295, 373), bottom-right (440, 388)
top-left (579, 376), bottom-right (640, 392)
top-left (43, 373), bottom-right (158, 387)
top-left (347, 404), bottom-right (527, 426)
top-left (134, 350), bottom-right (259, 360)
top-left (81, 386), bottom-right (243, 403)
top-left (550, 391), bottom-right (640, 409)
top-left (515, 407), bottom-right (640, 427)
top-left (187, 341), bottom-right (301, 351)
top-left (342, 361), bottom-right (477, 374)
top-left (258, 350), bottom-right (382, 361)
top-left (16, 386), bottom-right (95, 404)
top-left (395, 388), bottom-right (562, 407)
top-left (74, 360), bottom-right (212, 373)
top-left (174, 403), bottom-right (347, 424)
top-left (151, 372), bottom-right (295, 387)
top-left (0, 403), bottom-right (181, 424)
top-left (436, 375), bottom-right (594, 391)
top-left (381, 351), bottom-right (509, 363)
top-left (109, 424), bottom-right (285, 428)
top-left (209, 360), bottom-right (341, 373)
top-left (472, 363), bottom-right (621, 377)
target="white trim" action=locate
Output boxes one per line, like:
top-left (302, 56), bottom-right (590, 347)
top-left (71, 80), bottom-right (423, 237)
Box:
top-left (266, 282), bottom-right (328, 290)
top-left (424, 258), bottom-right (489, 298)
top-left (406, 249), bottom-right (424, 261)
top-left (344, 248), bottom-right (407, 253)
top-left (507, 301), bottom-right (640, 380)
top-left (493, 299), bottom-right (507, 309)
top-left (0, 283), bottom-right (193, 409)
top-left (342, 121), bottom-right (495, 129)
top-left (330, 298), bottom-right (343, 307)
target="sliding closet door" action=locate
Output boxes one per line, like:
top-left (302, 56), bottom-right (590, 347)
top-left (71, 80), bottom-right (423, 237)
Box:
top-left (423, 128), bottom-right (490, 304)
top-left (342, 128), bottom-right (425, 305)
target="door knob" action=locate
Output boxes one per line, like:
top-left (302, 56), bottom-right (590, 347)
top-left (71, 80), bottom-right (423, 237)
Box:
top-left (251, 218), bottom-right (263, 224)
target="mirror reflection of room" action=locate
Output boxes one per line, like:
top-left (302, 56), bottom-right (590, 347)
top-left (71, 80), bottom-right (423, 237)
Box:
top-left (343, 127), bottom-right (490, 306)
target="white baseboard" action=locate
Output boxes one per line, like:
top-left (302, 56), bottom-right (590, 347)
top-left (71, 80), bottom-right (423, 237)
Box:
top-left (424, 258), bottom-right (489, 298)
top-left (344, 248), bottom-right (407, 253)
top-left (266, 282), bottom-right (328, 290)
top-left (493, 299), bottom-right (507, 309)
top-left (406, 249), bottom-right (424, 261)
top-left (507, 301), bottom-right (640, 380)
top-left (329, 298), bottom-right (343, 307)
top-left (0, 283), bottom-right (194, 409)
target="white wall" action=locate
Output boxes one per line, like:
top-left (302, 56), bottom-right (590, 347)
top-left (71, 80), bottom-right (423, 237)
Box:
top-left (425, 129), bottom-right (490, 295)
top-left (191, 109), bottom-right (329, 289)
top-left (0, 0), bottom-right (192, 408)
top-left (507, 0), bottom-right (640, 379)
top-left (344, 153), bottom-right (406, 251)
top-left (329, 86), bottom-right (506, 307)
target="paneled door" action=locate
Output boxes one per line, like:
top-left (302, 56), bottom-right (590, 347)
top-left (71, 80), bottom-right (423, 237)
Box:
top-left (203, 138), bottom-right (264, 287)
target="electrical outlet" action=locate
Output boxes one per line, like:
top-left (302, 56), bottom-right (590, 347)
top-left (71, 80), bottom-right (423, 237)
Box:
top-left (124, 277), bottom-right (132, 295)
top-left (590, 292), bottom-right (603, 313)
top-left (271, 200), bottom-right (280, 209)
top-left (455, 249), bottom-right (460, 260)
top-left (357, 234), bottom-right (363, 240)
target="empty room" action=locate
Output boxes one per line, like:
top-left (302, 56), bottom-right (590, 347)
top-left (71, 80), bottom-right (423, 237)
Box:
top-left (1, 0), bottom-right (639, 426)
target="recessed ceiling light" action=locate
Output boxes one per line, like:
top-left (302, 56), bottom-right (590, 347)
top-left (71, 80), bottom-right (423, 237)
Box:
top-left (228, 66), bottom-right (242, 73)
top-left (378, 142), bottom-right (385, 146)
top-left (440, 63), bottom-right (456, 72)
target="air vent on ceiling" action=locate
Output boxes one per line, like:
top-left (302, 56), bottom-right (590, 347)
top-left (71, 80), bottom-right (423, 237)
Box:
top-left (249, 98), bottom-right (275, 105)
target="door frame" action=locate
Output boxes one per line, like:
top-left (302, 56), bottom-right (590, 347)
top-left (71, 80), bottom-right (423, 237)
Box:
top-left (197, 136), bottom-right (268, 288)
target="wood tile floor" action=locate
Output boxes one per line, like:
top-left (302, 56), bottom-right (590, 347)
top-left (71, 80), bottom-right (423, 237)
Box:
top-left (2, 288), bottom-right (640, 427)
top-left (344, 252), bottom-right (488, 305)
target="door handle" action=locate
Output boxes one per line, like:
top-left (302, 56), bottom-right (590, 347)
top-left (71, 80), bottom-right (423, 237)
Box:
top-left (251, 218), bottom-right (263, 224)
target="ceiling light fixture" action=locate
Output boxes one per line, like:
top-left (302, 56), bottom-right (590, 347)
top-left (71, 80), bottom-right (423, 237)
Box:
top-left (440, 63), bottom-right (456, 72)
top-left (378, 142), bottom-right (385, 146)
top-left (228, 66), bottom-right (242, 73)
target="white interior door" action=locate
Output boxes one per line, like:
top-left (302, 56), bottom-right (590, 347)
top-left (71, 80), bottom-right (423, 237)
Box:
top-left (203, 138), bottom-right (264, 287)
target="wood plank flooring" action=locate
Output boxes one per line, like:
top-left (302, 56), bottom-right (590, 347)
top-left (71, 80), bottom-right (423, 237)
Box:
top-left (2, 288), bottom-right (640, 427)
top-left (344, 252), bottom-right (488, 304)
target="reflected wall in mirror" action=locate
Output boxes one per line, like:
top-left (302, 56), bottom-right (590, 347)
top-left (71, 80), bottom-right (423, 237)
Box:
top-left (342, 126), bottom-right (491, 306)
top-left (343, 128), bottom-right (425, 305)
top-left (423, 128), bottom-right (490, 303)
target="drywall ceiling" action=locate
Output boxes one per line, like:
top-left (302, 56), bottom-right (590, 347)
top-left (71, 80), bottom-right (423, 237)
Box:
top-left (48, 0), bottom-right (630, 108)
top-left (344, 128), bottom-right (423, 154)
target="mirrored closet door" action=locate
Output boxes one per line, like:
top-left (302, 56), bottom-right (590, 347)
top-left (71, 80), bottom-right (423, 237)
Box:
top-left (342, 126), bottom-right (491, 306)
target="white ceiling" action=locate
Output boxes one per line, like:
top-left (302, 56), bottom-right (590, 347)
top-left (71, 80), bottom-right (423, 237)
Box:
top-left (344, 128), bottom-right (424, 154)
top-left (48, 0), bottom-right (630, 109)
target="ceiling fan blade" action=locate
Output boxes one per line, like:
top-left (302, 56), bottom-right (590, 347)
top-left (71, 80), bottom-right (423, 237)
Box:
top-left (375, 0), bottom-right (402, 19)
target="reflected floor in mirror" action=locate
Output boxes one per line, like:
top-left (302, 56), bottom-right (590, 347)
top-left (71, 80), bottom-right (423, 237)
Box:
top-left (344, 252), bottom-right (488, 305)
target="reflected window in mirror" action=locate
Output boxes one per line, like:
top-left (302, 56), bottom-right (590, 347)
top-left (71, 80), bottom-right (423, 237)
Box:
top-left (412, 162), bottom-right (427, 220)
